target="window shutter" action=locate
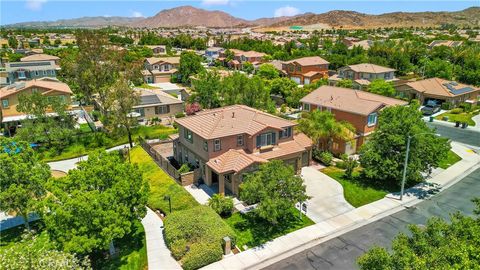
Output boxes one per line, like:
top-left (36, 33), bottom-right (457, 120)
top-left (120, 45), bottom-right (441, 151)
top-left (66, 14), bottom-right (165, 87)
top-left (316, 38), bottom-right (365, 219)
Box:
top-left (256, 136), bottom-right (261, 147)
top-left (288, 127), bottom-right (292, 137)
top-left (271, 132), bottom-right (276, 145)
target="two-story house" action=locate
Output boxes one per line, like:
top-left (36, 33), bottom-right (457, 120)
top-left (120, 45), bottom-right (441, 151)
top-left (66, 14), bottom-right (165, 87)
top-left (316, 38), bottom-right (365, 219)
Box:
top-left (329, 63), bottom-right (397, 90)
top-left (282, 56), bottom-right (329, 85)
top-left (219, 49), bottom-right (266, 70)
top-left (4, 60), bottom-right (60, 85)
top-left (20, 53), bottom-right (60, 65)
top-left (205, 47), bottom-right (225, 62)
top-left (173, 105), bottom-right (312, 196)
top-left (1, 78), bottom-right (73, 133)
top-left (301, 86), bottom-right (407, 155)
top-left (143, 57), bottom-right (180, 83)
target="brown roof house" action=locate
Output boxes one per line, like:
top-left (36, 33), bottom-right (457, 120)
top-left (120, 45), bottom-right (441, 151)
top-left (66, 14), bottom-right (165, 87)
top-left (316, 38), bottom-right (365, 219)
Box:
top-left (396, 78), bottom-right (479, 106)
top-left (20, 53), bottom-right (60, 65)
top-left (329, 63), bottom-right (397, 90)
top-left (282, 56), bottom-right (329, 85)
top-left (1, 78), bottom-right (73, 131)
top-left (143, 57), bottom-right (180, 83)
top-left (301, 86), bottom-right (407, 155)
top-left (131, 88), bottom-right (184, 121)
top-left (219, 49), bottom-right (266, 70)
top-left (173, 105), bottom-right (313, 196)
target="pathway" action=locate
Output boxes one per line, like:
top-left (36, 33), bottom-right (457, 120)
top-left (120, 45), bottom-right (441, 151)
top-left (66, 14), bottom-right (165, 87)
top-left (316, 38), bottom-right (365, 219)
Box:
top-left (47, 143), bottom-right (132, 172)
top-left (201, 142), bottom-right (480, 270)
top-left (141, 207), bottom-right (182, 270)
top-left (301, 167), bottom-right (354, 223)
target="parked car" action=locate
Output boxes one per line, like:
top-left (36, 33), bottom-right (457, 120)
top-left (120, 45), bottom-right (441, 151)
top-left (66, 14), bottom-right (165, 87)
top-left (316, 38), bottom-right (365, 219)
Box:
top-left (421, 100), bottom-right (441, 115)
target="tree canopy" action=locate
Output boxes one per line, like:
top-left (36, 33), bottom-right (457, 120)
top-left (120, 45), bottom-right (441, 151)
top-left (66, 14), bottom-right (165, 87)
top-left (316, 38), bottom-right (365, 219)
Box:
top-left (43, 150), bottom-right (149, 254)
top-left (178, 51), bottom-right (204, 84)
top-left (240, 160), bottom-right (309, 224)
top-left (367, 79), bottom-right (396, 97)
top-left (359, 105), bottom-right (450, 187)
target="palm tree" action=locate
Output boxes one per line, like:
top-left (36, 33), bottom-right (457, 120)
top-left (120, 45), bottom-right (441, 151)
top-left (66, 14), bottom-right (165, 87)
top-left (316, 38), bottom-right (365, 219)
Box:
top-left (298, 110), bottom-right (355, 152)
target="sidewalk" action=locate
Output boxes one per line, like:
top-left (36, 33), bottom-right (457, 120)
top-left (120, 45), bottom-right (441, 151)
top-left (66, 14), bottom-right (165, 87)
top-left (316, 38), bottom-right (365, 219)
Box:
top-left (141, 207), bottom-right (182, 270)
top-left (201, 142), bottom-right (480, 270)
top-left (47, 143), bottom-right (132, 172)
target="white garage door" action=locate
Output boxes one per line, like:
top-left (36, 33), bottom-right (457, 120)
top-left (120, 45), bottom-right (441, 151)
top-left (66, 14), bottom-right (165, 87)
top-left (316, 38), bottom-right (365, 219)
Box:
top-left (291, 76), bottom-right (301, 84)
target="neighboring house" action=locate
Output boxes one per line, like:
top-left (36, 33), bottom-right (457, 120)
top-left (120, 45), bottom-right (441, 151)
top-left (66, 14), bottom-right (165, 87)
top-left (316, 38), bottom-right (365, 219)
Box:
top-left (0, 78), bottom-right (73, 133)
top-left (173, 105), bottom-right (313, 196)
top-left (143, 57), bottom-right (180, 83)
top-left (329, 63), bottom-right (397, 90)
top-left (205, 47), bottom-right (224, 62)
top-left (219, 49), bottom-right (266, 70)
top-left (131, 88), bottom-right (184, 121)
top-left (348, 40), bottom-right (374, 50)
top-left (342, 37), bottom-right (360, 47)
top-left (428, 40), bottom-right (463, 49)
top-left (301, 86), bottom-right (407, 155)
top-left (396, 78), bottom-right (479, 106)
top-left (20, 53), bottom-right (60, 65)
top-left (4, 60), bottom-right (59, 85)
top-left (282, 56), bottom-right (329, 85)
top-left (147, 45), bottom-right (167, 55)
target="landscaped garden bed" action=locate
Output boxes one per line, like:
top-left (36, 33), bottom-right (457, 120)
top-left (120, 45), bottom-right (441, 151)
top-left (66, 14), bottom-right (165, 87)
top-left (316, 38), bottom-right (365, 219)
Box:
top-left (435, 106), bottom-right (479, 126)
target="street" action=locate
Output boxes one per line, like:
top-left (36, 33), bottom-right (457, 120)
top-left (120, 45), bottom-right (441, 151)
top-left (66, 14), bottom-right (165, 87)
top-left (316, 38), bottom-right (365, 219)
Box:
top-left (427, 122), bottom-right (480, 147)
top-left (263, 167), bottom-right (480, 270)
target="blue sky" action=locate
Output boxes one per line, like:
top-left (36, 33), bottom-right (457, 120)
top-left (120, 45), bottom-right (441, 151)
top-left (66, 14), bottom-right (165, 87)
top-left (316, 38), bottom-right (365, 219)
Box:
top-left (1, 0), bottom-right (478, 25)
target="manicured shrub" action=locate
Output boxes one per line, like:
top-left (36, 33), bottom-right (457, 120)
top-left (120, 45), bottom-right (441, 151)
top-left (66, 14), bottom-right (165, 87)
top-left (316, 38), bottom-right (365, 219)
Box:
top-left (178, 163), bottom-right (192, 174)
top-left (208, 194), bottom-right (234, 217)
top-left (344, 157), bottom-right (359, 179)
top-left (164, 206), bottom-right (236, 269)
top-left (175, 112), bottom-right (186, 118)
top-left (336, 161), bottom-right (347, 169)
top-left (450, 108), bottom-right (463, 114)
top-left (314, 150), bottom-right (333, 166)
top-left (180, 242), bottom-right (223, 270)
top-left (459, 102), bottom-right (472, 112)
top-left (340, 153), bottom-right (349, 161)
top-left (441, 102), bottom-right (452, 110)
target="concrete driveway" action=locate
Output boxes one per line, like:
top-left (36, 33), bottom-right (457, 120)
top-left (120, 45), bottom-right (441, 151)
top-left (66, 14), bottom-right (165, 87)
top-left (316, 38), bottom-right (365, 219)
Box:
top-left (301, 167), bottom-right (354, 223)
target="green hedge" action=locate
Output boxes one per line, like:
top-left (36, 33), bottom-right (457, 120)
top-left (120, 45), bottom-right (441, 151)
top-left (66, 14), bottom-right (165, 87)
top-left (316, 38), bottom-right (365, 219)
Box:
top-left (164, 206), bottom-right (236, 270)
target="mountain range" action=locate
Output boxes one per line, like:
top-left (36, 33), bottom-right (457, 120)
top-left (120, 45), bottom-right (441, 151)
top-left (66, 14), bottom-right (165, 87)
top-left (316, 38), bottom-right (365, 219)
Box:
top-left (4, 6), bottom-right (480, 29)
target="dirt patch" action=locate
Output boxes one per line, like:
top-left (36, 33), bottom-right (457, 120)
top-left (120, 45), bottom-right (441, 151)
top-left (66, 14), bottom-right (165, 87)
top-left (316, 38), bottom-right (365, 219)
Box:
top-left (51, 170), bottom-right (67, 178)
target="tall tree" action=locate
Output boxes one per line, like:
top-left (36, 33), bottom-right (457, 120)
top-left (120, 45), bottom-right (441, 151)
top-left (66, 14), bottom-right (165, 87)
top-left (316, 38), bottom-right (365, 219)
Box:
top-left (359, 105), bottom-right (450, 187)
top-left (105, 76), bottom-right (140, 148)
top-left (367, 79), bottom-right (396, 97)
top-left (257, 63), bottom-right (280, 80)
top-left (43, 150), bottom-right (149, 254)
top-left (298, 110), bottom-right (355, 152)
top-left (178, 51), bottom-right (204, 84)
top-left (190, 70), bottom-right (222, 109)
top-left (240, 160), bottom-right (309, 224)
top-left (0, 138), bottom-right (50, 230)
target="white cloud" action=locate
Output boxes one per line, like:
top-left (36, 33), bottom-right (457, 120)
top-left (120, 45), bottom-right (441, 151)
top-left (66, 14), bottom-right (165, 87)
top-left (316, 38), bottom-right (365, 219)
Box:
top-left (274, 6), bottom-right (300, 17)
top-left (25, 0), bottom-right (47, 11)
top-left (201, 0), bottom-right (230, 6)
top-left (132, 11), bottom-right (144, 18)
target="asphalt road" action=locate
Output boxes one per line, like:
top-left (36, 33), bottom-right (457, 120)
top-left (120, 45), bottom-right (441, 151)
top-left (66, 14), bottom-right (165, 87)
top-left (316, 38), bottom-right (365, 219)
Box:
top-left (427, 122), bottom-right (480, 147)
top-left (264, 167), bottom-right (480, 270)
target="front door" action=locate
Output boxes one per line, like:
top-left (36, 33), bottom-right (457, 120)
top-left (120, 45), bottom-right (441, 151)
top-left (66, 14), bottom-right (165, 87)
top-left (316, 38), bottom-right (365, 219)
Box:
top-left (211, 172), bottom-right (219, 184)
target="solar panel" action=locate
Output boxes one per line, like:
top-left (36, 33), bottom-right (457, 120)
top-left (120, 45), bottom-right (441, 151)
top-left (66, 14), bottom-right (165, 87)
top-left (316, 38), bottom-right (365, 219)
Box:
top-left (450, 87), bottom-right (474, 95)
top-left (140, 95), bottom-right (161, 105)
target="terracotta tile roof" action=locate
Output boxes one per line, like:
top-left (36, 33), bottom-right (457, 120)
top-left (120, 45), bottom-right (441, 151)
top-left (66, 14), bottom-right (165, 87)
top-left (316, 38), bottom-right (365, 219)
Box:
top-left (405, 78), bottom-right (479, 98)
top-left (175, 105), bottom-right (296, 140)
top-left (347, 63), bottom-right (395, 73)
top-left (304, 71), bottom-right (321, 77)
top-left (20, 53), bottom-right (59, 62)
top-left (284, 56), bottom-right (329, 66)
top-left (301, 86), bottom-right (407, 116)
top-left (133, 88), bottom-right (183, 108)
top-left (0, 79), bottom-right (72, 99)
top-left (207, 133), bottom-right (312, 174)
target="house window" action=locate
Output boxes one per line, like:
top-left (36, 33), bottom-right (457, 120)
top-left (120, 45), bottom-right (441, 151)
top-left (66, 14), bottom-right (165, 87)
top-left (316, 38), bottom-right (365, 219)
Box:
top-left (133, 108), bottom-right (145, 117)
top-left (367, 113), bottom-right (377, 126)
top-left (256, 132), bottom-right (276, 147)
top-left (184, 128), bottom-right (193, 143)
top-left (155, 105), bottom-right (170, 115)
top-left (1, 99), bottom-right (9, 108)
top-left (203, 140), bottom-right (208, 152)
top-left (34, 70), bottom-right (39, 76)
top-left (31, 87), bottom-right (38, 93)
top-left (279, 127), bottom-right (292, 139)
top-left (153, 65), bottom-right (159, 70)
top-left (333, 142), bottom-right (339, 150)
top-left (224, 174), bottom-right (232, 183)
top-left (289, 65), bottom-right (294, 72)
top-left (303, 103), bottom-right (310, 111)
top-left (237, 135), bottom-right (244, 146)
top-left (214, 139), bottom-right (221, 152)
top-left (17, 71), bottom-right (26, 79)
top-left (296, 66), bottom-right (301, 72)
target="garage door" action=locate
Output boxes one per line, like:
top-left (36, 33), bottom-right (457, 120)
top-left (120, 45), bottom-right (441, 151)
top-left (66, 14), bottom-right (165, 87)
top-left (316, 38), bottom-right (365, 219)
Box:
top-left (304, 78), bottom-right (310, 85)
top-left (290, 76), bottom-right (301, 84)
top-left (155, 76), bottom-right (171, 83)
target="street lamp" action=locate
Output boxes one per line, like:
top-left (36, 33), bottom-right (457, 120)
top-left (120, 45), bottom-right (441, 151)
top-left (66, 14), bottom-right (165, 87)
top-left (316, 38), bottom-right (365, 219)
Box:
top-left (164, 195), bottom-right (172, 213)
top-left (400, 132), bottom-right (439, 200)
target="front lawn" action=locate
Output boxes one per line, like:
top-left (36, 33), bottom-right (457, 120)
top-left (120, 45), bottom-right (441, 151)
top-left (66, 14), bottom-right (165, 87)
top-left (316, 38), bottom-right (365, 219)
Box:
top-left (435, 109), bottom-right (479, 126)
top-left (130, 146), bottom-right (198, 213)
top-left (438, 150), bottom-right (462, 169)
top-left (40, 125), bottom-right (177, 162)
top-left (225, 208), bottom-right (314, 250)
top-left (321, 167), bottom-right (389, 208)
